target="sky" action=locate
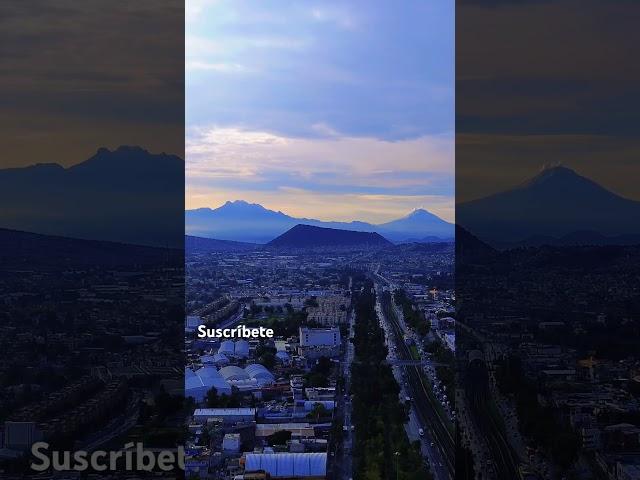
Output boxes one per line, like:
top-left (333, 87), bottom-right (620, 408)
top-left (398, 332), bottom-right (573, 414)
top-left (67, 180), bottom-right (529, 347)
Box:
top-left (0, 1), bottom-right (183, 168)
top-left (186, 0), bottom-right (455, 223)
top-left (456, 0), bottom-right (640, 203)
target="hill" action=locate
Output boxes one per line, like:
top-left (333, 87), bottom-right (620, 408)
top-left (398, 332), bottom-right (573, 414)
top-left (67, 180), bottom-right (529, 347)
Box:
top-left (185, 235), bottom-right (258, 253)
top-left (457, 165), bottom-right (640, 246)
top-left (185, 201), bottom-right (454, 243)
top-left (0, 228), bottom-right (181, 270)
top-left (266, 224), bottom-right (393, 249)
top-left (455, 225), bottom-right (496, 264)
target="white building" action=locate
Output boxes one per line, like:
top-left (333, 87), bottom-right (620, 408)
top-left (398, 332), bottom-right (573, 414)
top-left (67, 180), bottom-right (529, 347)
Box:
top-left (193, 408), bottom-right (256, 425)
top-left (222, 433), bottom-right (241, 454)
top-left (244, 452), bottom-right (327, 478)
top-left (185, 366), bottom-right (231, 402)
top-left (299, 327), bottom-right (340, 347)
top-left (185, 315), bottom-right (203, 333)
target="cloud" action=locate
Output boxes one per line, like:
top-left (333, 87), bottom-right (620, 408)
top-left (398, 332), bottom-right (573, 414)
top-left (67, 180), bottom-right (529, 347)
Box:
top-left (186, 126), bottom-right (453, 222)
top-left (186, 0), bottom-right (454, 140)
top-left (185, 1), bottom-right (454, 222)
top-left (186, 126), bottom-right (453, 181)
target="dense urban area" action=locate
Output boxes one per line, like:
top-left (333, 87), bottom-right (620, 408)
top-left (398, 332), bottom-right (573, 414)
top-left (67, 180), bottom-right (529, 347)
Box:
top-left (457, 234), bottom-right (640, 480)
top-left (0, 231), bottom-right (184, 476)
top-left (184, 241), bottom-right (455, 480)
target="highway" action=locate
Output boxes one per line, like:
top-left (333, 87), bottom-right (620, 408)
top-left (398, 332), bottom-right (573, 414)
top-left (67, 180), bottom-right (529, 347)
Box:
top-left (337, 307), bottom-right (356, 480)
top-left (374, 281), bottom-right (455, 480)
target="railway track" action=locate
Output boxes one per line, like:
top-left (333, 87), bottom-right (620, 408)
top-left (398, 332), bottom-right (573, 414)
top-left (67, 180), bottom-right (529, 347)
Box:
top-left (381, 291), bottom-right (456, 477)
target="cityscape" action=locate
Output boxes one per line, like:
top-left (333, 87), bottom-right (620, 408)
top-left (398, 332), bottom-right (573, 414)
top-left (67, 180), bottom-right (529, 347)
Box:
top-left (184, 230), bottom-right (455, 479)
top-left (1, 1), bottom-right (639, 480)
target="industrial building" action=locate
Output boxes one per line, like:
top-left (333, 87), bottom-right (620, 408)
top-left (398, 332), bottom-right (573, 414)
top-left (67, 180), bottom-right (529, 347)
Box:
top-left (244, 452), bottom-right (327, 479)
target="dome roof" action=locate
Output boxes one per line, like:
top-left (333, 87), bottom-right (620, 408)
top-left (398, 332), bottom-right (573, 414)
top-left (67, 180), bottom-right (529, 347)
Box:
top-left (234, 340), bottom-right (250, 357)
top-left (218, 340), bottom-right (235, 356)
top-left (219, 365), bottom-right (250, 381)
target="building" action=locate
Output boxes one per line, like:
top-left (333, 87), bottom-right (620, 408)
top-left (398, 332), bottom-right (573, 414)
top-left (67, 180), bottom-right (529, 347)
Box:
top-left (185, 366), bottom-right (232, 402)
top-left (244, 452), bottom-right (327, 479)
top-left (617, 462), bottom-right (640, 480)
top-left (3, 422), bottom-right (42, 451)
top-left (185, 315), bottom-right (203, 333)
top-left (245, 364), bottom-right (275, 385)
top-left (255, 423), bottom-right (315, 440)
top-left (219, 366), bottom-right (250, 382)
top-left (222, 433), bottom-right (241, 454)
top-left (193, 408), bottom-right (256, 425)
top-left (299, 327), bottom-right (340, 347)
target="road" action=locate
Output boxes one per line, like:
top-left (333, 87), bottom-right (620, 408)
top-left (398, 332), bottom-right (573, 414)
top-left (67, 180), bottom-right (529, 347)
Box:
top-left (375, 281), bottom-right (455, 480)
top-left (465, 360), bottom-right (520, 479)
top-left (338, 307), bottom-right (356, 479)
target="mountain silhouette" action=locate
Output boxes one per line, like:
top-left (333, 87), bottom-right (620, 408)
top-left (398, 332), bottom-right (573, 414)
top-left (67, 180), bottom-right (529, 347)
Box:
top-left (0, 146), bottom-right (183, 247)
top-left (185, 201), bottom-right (454, 243)
top-left (267, 224), bottom-right (392, 249)
top-left (457, 165), bottom-right (640, 246)
top-left (377, 208), bottom-right (454, 239)
top-left (455, 225), bottom-right (496, 265)
top-left (185, 235), bottom-right (258, 253)
top-left (0, 228), bottom-right (181, 269)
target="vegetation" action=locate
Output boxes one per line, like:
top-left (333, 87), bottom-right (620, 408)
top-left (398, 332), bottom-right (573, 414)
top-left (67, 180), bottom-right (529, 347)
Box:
top-left (307, 402), bottom-right (330, 421)
top-left (394, 289), bottom-right (430, 336)
top-left (495, 355), bottom-right (579, 469)
top-left (245, 310), bottom-right (308, 337)
top-left (267, 429), bottom-right (292, 446)
top-left (351, 280), bottom-right (431, 480)
top-left (255, 343), bottom-right (277, 369)
top-left (205, 386), bottom-right (242, 408)
top-left (304, 356), bottom-right (333, 388)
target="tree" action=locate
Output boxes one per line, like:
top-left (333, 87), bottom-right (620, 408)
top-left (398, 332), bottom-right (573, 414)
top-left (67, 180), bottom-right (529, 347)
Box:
top-left (307, 403), bottom-right (329, 421)
top-left (200, 428), bottom-right (211, 447)
top-left (205, 387), bottom-right (219, 407)
top-left (267, 430), bottom-right (292, 446)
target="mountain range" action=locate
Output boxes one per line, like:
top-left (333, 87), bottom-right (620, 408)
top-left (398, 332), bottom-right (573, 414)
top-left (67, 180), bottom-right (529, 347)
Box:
top-left (457, 165), bottom-right (640, 247)
top-left (0, 146), bottom-right (184, 247)
top-left (185, 201), bottom-right (454, 244)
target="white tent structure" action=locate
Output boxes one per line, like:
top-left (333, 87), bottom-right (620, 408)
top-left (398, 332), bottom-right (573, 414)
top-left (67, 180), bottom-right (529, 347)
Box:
top-left (218, 340), bottom-right (235, 356)
top-left (245, 364), bottom-right (275, 385)
top-left (219, 365), bottom-right (250, 381)
top-left (244, 453), bottom-right (326, 478)
top-left (185, 366), bottom-right (231, 402)
top-left (234, 340), bottom-right (250, 358)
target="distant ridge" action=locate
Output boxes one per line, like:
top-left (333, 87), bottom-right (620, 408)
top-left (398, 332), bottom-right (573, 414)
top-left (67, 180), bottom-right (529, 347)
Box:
top-left (185, 200), bottom-right (454, 243)
top-left (185, 235), bottom-right (258, 253)
top-left (0, 228), bottom-right (181, 269)
top-left (266, 224), bottom-right (393, 249)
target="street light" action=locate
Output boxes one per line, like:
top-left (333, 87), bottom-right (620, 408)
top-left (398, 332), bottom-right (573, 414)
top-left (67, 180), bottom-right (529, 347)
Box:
top-left (394, 451), bottom-right (400, 480)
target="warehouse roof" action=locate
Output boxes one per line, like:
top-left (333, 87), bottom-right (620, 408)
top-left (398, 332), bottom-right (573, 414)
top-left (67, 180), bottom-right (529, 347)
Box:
top-left (245, 453), bottom-right (326, 477)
